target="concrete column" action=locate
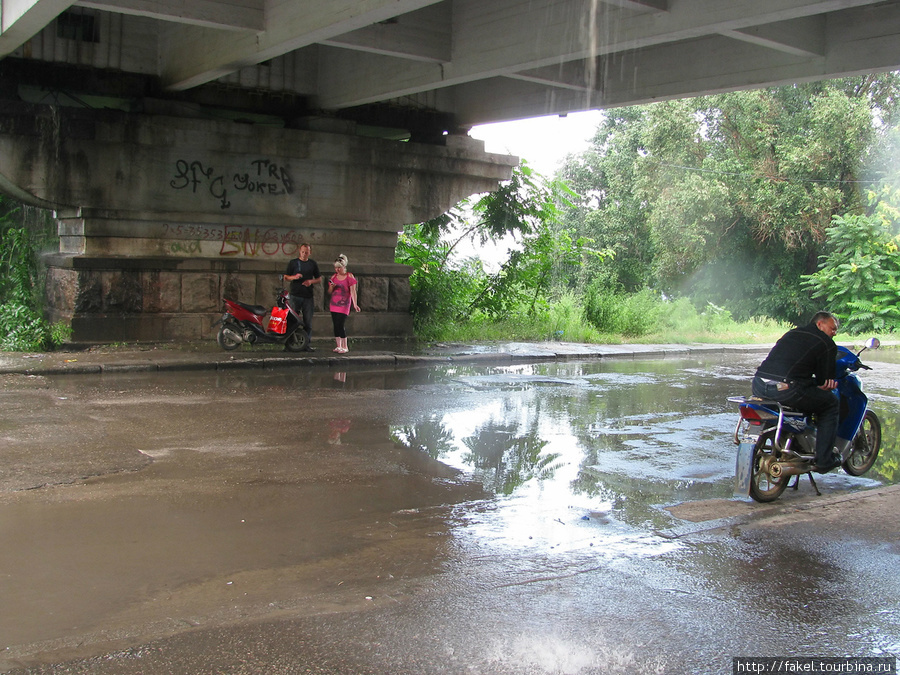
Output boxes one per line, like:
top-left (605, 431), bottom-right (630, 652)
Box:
top-left (0, 102), bottom-right (516, 342)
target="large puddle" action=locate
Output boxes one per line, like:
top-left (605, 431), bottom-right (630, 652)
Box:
top-left (391, 352), bottom-right (900, 552)
top-left (3, 349), bottom-right (900, 671)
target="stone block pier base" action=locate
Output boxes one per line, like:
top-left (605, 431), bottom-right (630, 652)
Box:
top-left (44, 255), bottom-right (413, 343)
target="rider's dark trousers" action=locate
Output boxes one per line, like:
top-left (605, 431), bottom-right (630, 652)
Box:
top-left (752, 377), bottom-right (840, 465)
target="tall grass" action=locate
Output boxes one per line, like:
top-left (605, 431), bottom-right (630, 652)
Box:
top-left (423, 291), bottom-right (791, 345)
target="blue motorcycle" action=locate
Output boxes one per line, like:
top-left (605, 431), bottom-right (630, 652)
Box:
top-left (729, 338), bottom-right (882, 503)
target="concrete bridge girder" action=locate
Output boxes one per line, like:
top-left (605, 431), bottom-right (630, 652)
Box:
top-left (4, 1), bottom-right (900, 123)
top-left (3, 2), bottom-right (900, 127)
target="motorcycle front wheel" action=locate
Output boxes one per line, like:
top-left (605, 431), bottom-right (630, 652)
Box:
top-left (749, 432), bottom-right (790, 503)
top-left (843, 410), bottom-right (881, 476)
top-left (216, 324), bottom-right (242, 351)
top-left (284, 328), bottom-right (309, 352)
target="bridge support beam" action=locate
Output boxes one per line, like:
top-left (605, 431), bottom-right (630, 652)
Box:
top-left (0, 103), bottom-right (516, 342)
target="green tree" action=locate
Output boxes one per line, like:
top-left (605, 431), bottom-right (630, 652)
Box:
top-left (802, 189), bottom-right (900, 333)
top-left (395, 213), bottom-right (484, 333)
top-left (558, 107), bottom-right (652, 293)
top-left (559, 73), bottom-right (900, 324)
top-left (396, 163), bottom-right (604, 335)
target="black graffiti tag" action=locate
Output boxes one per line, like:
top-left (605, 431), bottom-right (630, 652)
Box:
top-left (233, 159), bottom-right (294, 195)
top-left (171, 159), bottom-right (293, 208)
top-left (170, 160), bottom-right (231, 209)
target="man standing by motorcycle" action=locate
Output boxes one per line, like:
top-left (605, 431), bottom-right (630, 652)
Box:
top-left (751, 311), bottom-right (842, 473)
top-left (283, 243), bottom-right (321, 351)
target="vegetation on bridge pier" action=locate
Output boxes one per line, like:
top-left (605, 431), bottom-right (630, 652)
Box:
top-left (0, 200), bottom-right (69, 351)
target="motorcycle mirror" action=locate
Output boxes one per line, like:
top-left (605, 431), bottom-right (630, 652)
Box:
top-left (857, 337), bottom-right (881, 357)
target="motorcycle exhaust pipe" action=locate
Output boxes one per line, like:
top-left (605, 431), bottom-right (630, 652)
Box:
top-left (221, 325), bottom-right (244, 345)
top-left (769, 461), bottom-right (811, 478)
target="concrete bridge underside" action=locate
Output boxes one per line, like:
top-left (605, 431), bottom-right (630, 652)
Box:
top-left (1, 0), bottom-right (900, 342)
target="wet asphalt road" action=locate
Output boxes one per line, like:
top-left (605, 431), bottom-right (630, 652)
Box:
top-left (1, 343), bottom-right (899, 674)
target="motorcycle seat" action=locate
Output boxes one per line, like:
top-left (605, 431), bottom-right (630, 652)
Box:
top-left (747, 396), bottom-right (806, 417)
top-left (231, 299), bottom-right (268, 316)
top-left (730, 396), bottom-right (805, 415)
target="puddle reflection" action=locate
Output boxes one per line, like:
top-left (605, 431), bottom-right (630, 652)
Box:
top-left (390, 353), bottom-right (900, 551)
top-left (45, 352), bottom-right (900, 550)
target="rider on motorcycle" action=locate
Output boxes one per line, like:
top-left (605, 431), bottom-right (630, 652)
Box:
top-left (751, 311), bottom-right (842, 473)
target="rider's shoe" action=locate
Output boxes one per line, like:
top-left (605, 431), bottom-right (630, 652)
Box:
top-left (813, 452), bottom-right (843, 474)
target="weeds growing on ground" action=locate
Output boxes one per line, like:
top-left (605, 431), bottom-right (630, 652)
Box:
top-left (421, 292), bottom-right (791, 346)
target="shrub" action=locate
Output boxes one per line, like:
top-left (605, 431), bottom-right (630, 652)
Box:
top-left (582, 284), bottom-right (623, 334)
top-left (618, 289), bottom-right (665, 336)
top-left (0, 302), bottom-right (50, 351)
top-left (0, 213), bottom-right (66, 351)
top-left (583, 285), bottom-right (665, 337)
top-left (802, 208), bottom-right (900, 334)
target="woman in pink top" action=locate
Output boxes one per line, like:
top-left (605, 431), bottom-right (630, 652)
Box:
top-left (327, 254), bottom-right (360, 353)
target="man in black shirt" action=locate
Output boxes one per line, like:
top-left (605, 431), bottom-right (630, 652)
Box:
top-left (283, 243), bottom-right (321, 351)
top-left (751, 311), bottom-right (841, 473)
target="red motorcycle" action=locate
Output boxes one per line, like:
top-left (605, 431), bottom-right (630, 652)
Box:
top-left (215, 287), bottom-right (309, 352)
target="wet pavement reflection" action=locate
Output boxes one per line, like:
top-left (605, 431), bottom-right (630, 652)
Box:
top-left (2, 350), bottom-right (900, 673)
top-left (395, 353), bottom-right (900, 535)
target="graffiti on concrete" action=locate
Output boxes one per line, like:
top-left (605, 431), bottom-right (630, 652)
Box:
top-left (235, 160), bottom-right (294, 195)
top-left (161, 223), bottom-right (307, 258)
top-left (169, 159), bottom-right (294, 210)
top-left (169, 161), bottom-right (229, 209)
top-left (168, 239), bottom-right (202, 255)
top-left (219, 226), bottom-right (304, 257)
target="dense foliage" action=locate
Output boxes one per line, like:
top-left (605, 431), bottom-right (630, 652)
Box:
top-left (396, 163), bottom-right (606, 339)
top-left (0, 198), bottom-right (68, 351)
top-left (398, 74), bottom-right (900, 341)
top-left (802, 188), bottom-right (900, 332)
top-left (558, 74), bottom-right (900, 331)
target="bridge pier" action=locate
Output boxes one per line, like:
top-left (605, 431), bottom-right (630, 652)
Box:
top-left (42, 208), bottom-right (418, 343)
top-left (43, 253), bottom-right (416, 344)
top-left (0, 102), bottom-right (516, 343)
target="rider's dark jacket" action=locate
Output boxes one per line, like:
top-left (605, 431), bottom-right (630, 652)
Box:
top-left (755, 322), bottom-right (837, 386)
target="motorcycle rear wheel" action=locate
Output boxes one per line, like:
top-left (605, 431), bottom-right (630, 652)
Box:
top-left (216, 324), bottom-right (242, 351)
top-left (843, 410), bottom-right (881, 476)
top-left (749, 432), bottom-right (790, 503)
top-left (284, 328), bottom-right (309, 352)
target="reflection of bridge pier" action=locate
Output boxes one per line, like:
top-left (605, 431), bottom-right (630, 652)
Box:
top-left (0, 103), bottom-right (515, 342)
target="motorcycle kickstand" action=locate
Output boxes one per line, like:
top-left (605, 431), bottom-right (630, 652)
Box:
top-left (805, 471), bottom-right (821, 496)
top-left (788, 472), bottom-right (821, 496)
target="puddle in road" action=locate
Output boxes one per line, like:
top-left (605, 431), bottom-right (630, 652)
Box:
top-left (393, 354), bottom-right (900, 544)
